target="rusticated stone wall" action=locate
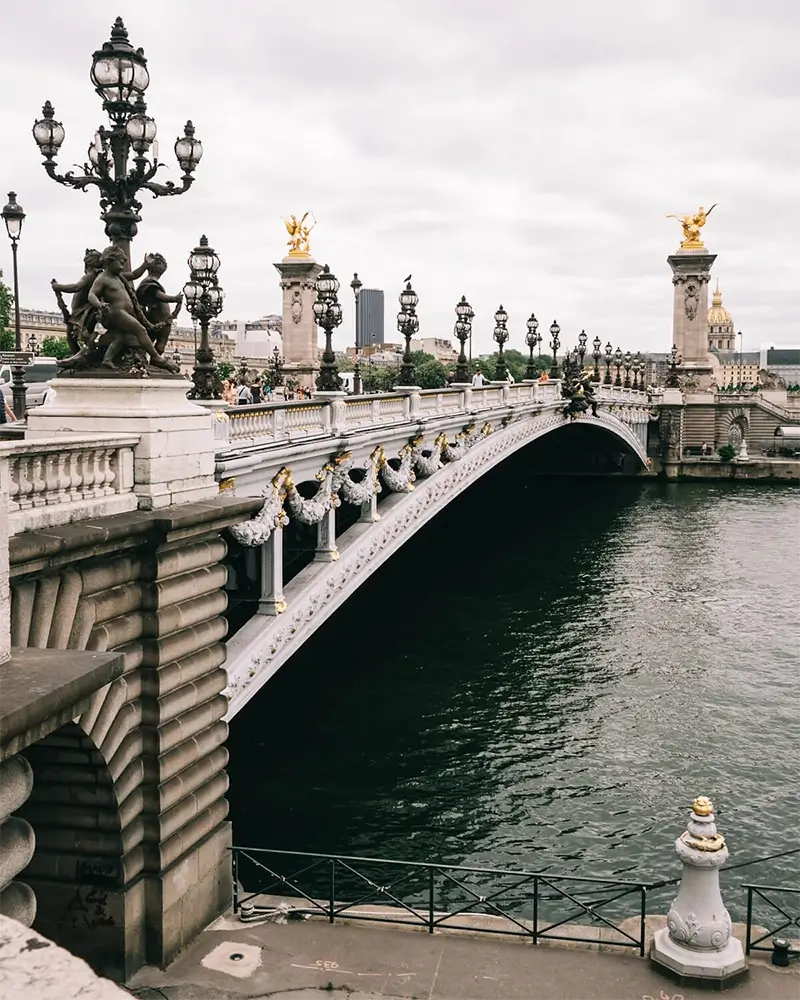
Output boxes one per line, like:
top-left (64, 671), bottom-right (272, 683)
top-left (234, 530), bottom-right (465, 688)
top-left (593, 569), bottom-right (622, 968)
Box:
top-left (7, 497), bottom-right (260, 980)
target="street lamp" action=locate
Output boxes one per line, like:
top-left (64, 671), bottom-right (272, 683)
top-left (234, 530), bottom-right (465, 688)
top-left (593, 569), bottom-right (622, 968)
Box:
top-left (592, 335), bottom-right (602, 382)
top-left (1, 191), bottom-right (28, 420)
top-left (549, 319), bottom-right (561, 378)
top-left (314, 265), bottom-right (343, 392)
top-left (350, 272), bottom-right (363, 394)
top-left (525, 313), bottom-right (540, 380)
top-left (623, 349), bottom-right (632, 388)
top-left (183, 235), bottom-right (224, 400)
top-left (32, 18), bottom-right (202, 264)
top-left (453, 295), bottom-right (473, 384)
top-left (614, 347), bottom-right (623, 386)
top-left (603, 341), bottom-right (613, 385)
top-left (578, 329), bottom-right (587, 369)
top-left (395, 278), bottom-right (419, 388)
top-left (666, 344), bottom-right (682, 388)
top-left (29, 332), bottom-right (39, 357)
top-left (632, 351), bottom-right (642, 390)
top-left (272, 345), bottom-right (284, 387)
top-left (493, 305), bottom-right (510, 381)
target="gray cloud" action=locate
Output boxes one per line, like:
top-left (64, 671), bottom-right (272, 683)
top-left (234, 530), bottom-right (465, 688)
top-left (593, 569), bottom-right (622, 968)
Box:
top-left (1, 0), bottom-right (797, 356)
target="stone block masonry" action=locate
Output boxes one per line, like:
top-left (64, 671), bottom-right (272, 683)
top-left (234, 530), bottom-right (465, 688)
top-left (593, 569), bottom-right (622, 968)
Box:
top-left (6, 495), bottom-right (262, 981)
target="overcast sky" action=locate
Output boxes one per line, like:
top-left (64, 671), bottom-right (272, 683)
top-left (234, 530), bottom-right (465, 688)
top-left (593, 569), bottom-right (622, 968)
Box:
top-left (1, 0), bottom-right (798, 355)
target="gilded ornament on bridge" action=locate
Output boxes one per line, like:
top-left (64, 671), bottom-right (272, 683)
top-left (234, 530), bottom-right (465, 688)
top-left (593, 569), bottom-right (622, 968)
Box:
top-left (666, 204), bottom-right (716, 250)
top-left (282, 212), bottom-right (316, 257)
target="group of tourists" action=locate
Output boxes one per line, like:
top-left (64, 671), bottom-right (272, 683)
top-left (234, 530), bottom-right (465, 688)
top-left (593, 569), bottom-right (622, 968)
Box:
top-left (220, 379), bottom-right (314, 405)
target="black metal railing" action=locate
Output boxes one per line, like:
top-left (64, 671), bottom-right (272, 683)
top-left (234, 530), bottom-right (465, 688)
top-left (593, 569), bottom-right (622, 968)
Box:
top-left (744, 884), bottom-right (800, 955)
top-left (230, 847), bottom-right (653, 955)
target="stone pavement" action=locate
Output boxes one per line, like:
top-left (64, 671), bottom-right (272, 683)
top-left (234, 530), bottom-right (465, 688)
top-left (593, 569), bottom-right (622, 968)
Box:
top-left (126, 914), bottom-right (799, 1000)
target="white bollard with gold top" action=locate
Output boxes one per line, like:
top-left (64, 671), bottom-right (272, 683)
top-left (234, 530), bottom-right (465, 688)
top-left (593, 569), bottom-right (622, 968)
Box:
top-left (651, 796), bottom-right (746, 982)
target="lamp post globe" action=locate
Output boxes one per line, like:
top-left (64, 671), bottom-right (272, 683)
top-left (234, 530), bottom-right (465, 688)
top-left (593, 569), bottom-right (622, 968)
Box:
top-left (1, 191), bottom-right (28, 419)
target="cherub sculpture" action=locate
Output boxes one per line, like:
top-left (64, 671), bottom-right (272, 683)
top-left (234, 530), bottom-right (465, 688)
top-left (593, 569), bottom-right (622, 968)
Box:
top-left (135, 253), bottom-right (183, 354)
top-left (86, 246), bottom-right (179, 372)
top-left (53, 251), bottom-right (148, 364)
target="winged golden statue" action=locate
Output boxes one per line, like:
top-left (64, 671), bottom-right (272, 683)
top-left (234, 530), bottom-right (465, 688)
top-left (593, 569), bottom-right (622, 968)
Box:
top-left (282, 212), bottom-right (316, 257)
top-left (666, 204), bottom-right (717, 249)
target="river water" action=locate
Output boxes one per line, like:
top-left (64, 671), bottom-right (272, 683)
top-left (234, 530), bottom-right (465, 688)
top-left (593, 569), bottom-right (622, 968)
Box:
top-left (227, 469), bottom-right (800, 913)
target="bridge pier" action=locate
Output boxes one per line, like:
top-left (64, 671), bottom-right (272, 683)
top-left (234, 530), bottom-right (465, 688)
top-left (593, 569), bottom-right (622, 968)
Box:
top-left (258, 528), bottom-right (287, 615)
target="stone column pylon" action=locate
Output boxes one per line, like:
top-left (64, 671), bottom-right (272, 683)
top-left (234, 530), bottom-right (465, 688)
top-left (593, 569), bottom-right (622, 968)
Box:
top-left (651, 795), bottom-right (746, 984)
top-left (668, 248), bottom-right (717, 390)
top-left (274, 256), bottom-right (323, 392)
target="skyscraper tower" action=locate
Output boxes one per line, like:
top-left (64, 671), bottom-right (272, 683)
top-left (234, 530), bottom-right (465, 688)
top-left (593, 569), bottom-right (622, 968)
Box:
top-left (356, 289), bottom-right (385, 348)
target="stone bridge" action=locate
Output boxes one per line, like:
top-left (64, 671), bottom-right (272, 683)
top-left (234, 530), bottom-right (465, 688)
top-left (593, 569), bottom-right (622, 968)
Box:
top-left (213, 381), bottom-right (651, 716)
top-left (0, 378), bottom-right (649, 982)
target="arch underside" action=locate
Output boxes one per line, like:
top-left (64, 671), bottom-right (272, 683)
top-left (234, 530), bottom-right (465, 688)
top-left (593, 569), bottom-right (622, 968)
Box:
top-left (225, 409), bottom-right (648, 716)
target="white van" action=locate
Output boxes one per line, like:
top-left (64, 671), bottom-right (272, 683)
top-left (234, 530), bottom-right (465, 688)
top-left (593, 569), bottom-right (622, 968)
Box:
top-left (0, 357), bottom-right (61, 410)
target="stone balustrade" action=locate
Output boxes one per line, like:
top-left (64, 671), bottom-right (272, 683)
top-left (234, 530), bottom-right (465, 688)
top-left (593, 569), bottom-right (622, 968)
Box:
top-left (220, 379), bottom-right (628, 451)
top-left (1, 436), bottom-right (140, 536)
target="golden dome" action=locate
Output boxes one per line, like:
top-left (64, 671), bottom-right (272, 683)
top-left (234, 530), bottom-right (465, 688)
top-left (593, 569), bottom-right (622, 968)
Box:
top-left (708, 280), bottom-right (733, 328)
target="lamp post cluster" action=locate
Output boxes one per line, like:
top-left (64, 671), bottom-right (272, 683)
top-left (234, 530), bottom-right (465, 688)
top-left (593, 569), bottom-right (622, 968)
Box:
top-left (452, 295), bottom-right (474, 384)
top-left (183, 236), bottom-right (225, 399)
top-left (350, 273), bottom-right (363, 395)
top-left (666, 344), bottom-right (682, 388)
top-left (32, 17), bottom-right (202, 264)
top-left (395, 279), bottom-right (420, 388)
top-left (314, 265), bottom-right (344, 392)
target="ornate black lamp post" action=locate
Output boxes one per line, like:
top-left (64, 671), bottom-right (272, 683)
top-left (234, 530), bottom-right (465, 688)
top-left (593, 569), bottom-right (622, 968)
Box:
top-left (549, 319), bottom-right (561, 378)
top-left (613, 347), bottom-right (623, 386)
top-left (1, 192), bottom-right (28, 420)
top-left (623, 349), bottom-right (632, 388)
top-left (592, 336), bottom-right (602, 381)
top-left (493, 305), bottom-right (510, 381)
top-left (453, 295), bottom-right (473, 384)
top-left (350, 272), bottom-right (362, 394)
top-left (29, 332), bottom-right (39, 357)
top-left (183, 235), bottom-right (224, 400)
top-left (603, 342), bottom-right (613, 385)
top-left (666, 344), bottom-right (682, 388)
top-left (525, 313), bottom-right (540, 380)
top-left (577, 329), bottom-right (587, 370)
top-left (395, 279), bottom-right (419, 388)
top-left (32, 18), bottom-right (202, 264)
top-left (632, 351), bottom-right (642, 390)
top-left (314, 265), bottom-right (343, 392)
top-left (272, 345), bottom-right (284, 387)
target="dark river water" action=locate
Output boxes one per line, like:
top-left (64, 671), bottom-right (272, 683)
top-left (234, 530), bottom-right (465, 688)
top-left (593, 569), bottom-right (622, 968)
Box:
top-left (227, 466), bottom-right (799, 916)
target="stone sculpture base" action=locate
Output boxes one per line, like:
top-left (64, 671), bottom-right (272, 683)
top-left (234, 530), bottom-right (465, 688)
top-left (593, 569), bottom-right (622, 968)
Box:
top-left (26, 379), bottom-right (218, 510)
top-left (651, 927), bottom-right (747, 984)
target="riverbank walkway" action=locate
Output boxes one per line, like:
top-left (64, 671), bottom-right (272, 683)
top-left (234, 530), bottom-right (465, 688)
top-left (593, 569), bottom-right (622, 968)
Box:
top-left (127, 913), bottom-right (799, 1000)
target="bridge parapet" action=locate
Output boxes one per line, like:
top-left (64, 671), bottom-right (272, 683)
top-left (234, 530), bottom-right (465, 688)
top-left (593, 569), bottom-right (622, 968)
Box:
top-left (219, 381), bottom-right (644, 455)
top-left (2, 435), bottom-right (140, 537)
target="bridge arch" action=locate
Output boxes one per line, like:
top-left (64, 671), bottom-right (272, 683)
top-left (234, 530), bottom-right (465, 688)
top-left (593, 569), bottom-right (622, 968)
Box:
top-left (224, 408), bottom-right (648, 715)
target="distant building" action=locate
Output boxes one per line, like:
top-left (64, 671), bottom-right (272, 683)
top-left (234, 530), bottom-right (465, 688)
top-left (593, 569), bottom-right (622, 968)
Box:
top-left (17, 309), bottom-right (68, 352)
top-left (409, 337), bottom-right (458, 362)
top-left (356, 290), bottom-right (384, 349)
top-left (760, 347), bottom-right (800, 385)
top-left (707, 281), bottom-right (735, 352)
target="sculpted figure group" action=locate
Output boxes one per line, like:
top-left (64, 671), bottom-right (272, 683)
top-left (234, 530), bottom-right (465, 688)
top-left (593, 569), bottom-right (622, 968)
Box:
top-left (52, 245), bottom-right (182, 373)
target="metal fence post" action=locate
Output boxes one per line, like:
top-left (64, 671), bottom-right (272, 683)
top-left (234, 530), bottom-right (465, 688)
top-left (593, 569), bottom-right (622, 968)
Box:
top-left (745, 886), bottom-right (753, 955)
top-left (232, 849), bottom-right (238, 914)
top-left (639, 886), bottom-right (647, 957)
top-left (532, 876), bottom-right (538, 945)
top-left (428, 867), bottom-right (435, 933)
top-left (329, 859), bottom-right (336, 924)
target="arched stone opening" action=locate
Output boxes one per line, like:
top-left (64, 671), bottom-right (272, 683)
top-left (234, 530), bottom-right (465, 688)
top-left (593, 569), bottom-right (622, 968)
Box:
top-left (18, 721), bottom-right (138, 979)
top-left (521, 422), bottom-right (644, 476)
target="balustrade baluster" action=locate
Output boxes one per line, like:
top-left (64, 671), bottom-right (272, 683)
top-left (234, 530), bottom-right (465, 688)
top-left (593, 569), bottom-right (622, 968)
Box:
top-left (56, 452), bottom-right (71, 502)
top-left (43, 453), bottom-right (60, 505)
top-left (7, 457), bottom-right (22, 511)
top-left (30, 456), bottom-right (47, 507)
